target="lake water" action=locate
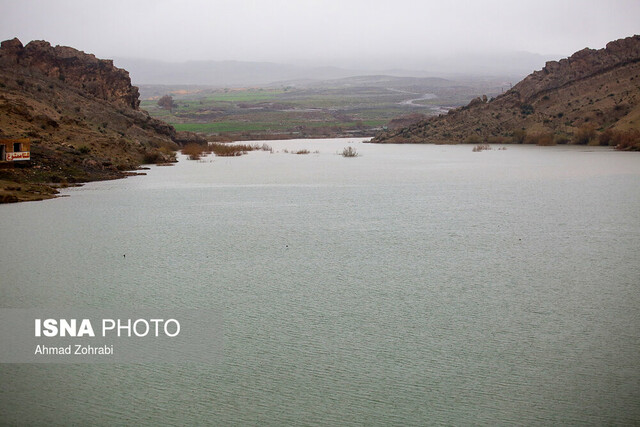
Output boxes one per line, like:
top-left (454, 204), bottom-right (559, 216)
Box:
top-left (1, 138), bottom-right (639, 425)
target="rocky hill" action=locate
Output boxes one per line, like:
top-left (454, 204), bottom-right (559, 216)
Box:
top-left (0, 38), bottom-right (203, 202)
top-left (372, 35), bottom-right (640, 150)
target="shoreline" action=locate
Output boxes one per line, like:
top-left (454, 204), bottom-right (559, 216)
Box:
top-left (0, 170), bottom-right (149, 204)
top-left (1, 137), bottom-right (634, 204)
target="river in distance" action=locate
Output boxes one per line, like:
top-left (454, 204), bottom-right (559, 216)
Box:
top-left (1, 138), bottom-right (639, 425)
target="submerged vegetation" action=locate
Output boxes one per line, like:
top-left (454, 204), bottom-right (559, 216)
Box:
top-left (472, 144), bottom-right (491, 152)
top-left (208, 142), bottom-right (257, 157)
top-left (182, 143), bottom-right (206, 160)
top-left (341, 146), bottom-right (359, 157)
top-left (182, 142), bottom-right (273, 159)
top-left (180, 141), bottom-right (364, 160)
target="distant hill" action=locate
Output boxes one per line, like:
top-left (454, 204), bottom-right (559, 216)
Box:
top-left (0, 38), bottom-right (203, 202)
top-left (113, 50), bottom-right (551, 87)
top-left (112, 58), bottom-right (359, 86)
top-left (291, 75), bottom-right (454, 89)
top-left (372, 35), bottom-right (640, 150)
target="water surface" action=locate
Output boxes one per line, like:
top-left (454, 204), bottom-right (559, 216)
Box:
top-left (1, 139), bottom-right (639, 425)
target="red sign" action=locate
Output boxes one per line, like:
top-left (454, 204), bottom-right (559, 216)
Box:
top-left (6, 151), bottom-right (30, 161)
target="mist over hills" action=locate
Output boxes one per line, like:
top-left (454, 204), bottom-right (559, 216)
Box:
top-left (113, 51), bottom-right (554, 87)
top-left (112, 58), bottom-right (357, 86)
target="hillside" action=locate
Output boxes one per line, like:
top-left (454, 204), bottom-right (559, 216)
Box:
top-left (372, 35), bottom-right (640, 150)
top-left (0, 38), bottom-right (202, 203)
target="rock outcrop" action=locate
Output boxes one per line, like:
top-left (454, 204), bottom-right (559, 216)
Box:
top-left (513, 35), bottom-right (640, 102)
top-left (0, 38), bottom-right (140, 109)
top-left (0, 38), bottom-right (203, 202)
top-left (372, 35), bottom-right (640, 149)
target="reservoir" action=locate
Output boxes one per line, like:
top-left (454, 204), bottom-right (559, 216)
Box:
top-left (1, 138), bottom-right (639, 425)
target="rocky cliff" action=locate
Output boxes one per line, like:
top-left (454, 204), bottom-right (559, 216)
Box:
top-left (372, 35), bottom-right (640, 150)
top-left (0, 38), bottom-right (204, 202)
top-left (0, 38), bottom-right (141, 109)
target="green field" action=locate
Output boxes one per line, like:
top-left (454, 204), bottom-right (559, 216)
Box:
top-left (203, 89), bottom-right (285, 102)
top-left (172, 120), bottom-right (388, 134)
top-left (172, 122), bottom-right (286, 133)
top-left (139, 77), bottom-right (505, 139)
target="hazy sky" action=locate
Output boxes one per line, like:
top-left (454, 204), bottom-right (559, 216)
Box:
top-left (1, 0), bottom-right (639, 68)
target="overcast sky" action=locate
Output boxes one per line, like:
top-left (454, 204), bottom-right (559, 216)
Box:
top-left (1, 0), bottom-right (639, 69)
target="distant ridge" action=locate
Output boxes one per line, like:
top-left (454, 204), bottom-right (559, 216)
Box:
top-left (372, 35), bottom-right (640, 150)
top-left (113, 50), bottom-right (551, 87)
top-left (112, 58), bottom-right (359, 86)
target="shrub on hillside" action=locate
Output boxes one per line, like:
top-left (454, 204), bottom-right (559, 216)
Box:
top-left (487, 136), bottom-right (510, 144)
top-left (143, 151), bottom-right (163, 164)
top-left (520, 104), bottom-right (534, 115)
top-left (524, 132), bottom-right (555, 146)
top-left (511, 129), bottom-right (526, 144)
top-left (599, 128), bottom-right (640, 151)
top-left (464, 134), bottom-right (482, 144)
top-left (553, 134), bottom-right (570, 145)
top-left (599, 129), bottom-right (616, 146)
top-left (571, 124), bottom-right (597, 145)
